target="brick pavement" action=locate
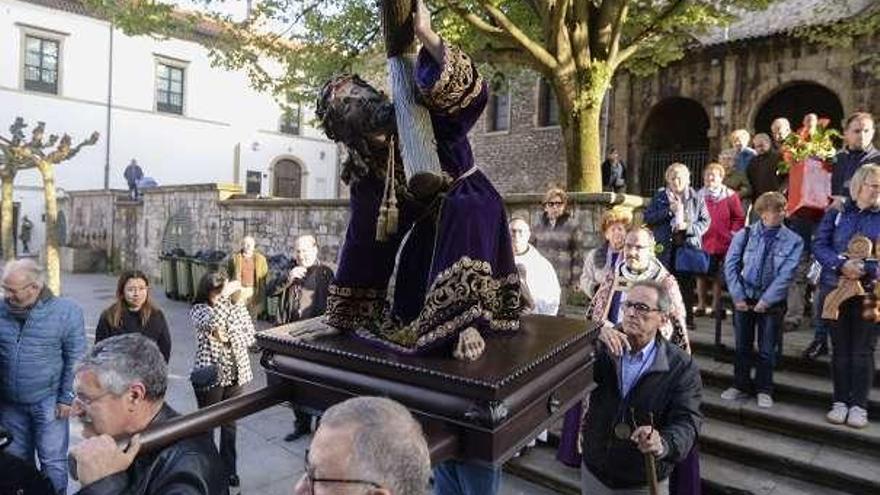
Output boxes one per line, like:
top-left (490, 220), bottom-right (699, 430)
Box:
top-left (61, 272), bottom-right (560, 494)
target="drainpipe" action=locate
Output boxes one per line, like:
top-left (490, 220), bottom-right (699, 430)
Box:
top-left (104, 23), bottom-right (114, 190)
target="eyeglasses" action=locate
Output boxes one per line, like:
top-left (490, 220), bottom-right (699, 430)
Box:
top-left (543, 201), bottom-right (565, 207)
top-left (623, 301), bottom-right (662, 316)
top-left (301, 449), bottom-right (383, 495)
top-left (2, 283), bottom-right (35, 296)
top-left (73, 390), bottom-right (113, 408)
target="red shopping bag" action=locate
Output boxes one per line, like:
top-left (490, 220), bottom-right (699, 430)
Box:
top-left (786, 157), bottom-right (831, 221)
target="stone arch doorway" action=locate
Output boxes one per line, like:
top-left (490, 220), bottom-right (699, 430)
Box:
top-left (272, 158), bottom-right (303, 198)
top-left (639, 98), bottom-right (710, 195)
top-left (753, 82), bottom-right (844, 136)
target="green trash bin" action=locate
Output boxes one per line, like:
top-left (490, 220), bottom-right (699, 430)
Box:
top-left (190, 259), bottom-right (207, 295)
top-left (159, 255), bottom-right (179, 299)
top-left (175, 257), bottom-right (194, 301)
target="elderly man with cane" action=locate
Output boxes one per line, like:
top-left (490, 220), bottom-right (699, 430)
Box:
top-left (583, 280), bottom-right (703, 495)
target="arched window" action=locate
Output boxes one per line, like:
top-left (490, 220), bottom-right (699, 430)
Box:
top-left (486, 79), bottom-right (510, 132)
top-left (537, 78), bottom-right (559, 127)
top-left (273, 159), bottom-right (303, 198)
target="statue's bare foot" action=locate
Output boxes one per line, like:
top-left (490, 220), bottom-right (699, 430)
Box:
top-left (287, 318), bottom-right (340, 341)
top-left (453, 327), bottom-right (485, 361)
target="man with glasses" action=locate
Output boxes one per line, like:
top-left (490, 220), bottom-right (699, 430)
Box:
top-left (582, 281), bottom-right (703, 495)
top-left (69, 334), bottom-right (227, 494)
top-left (588, 227), bottom-right (690, 352)
top-left (293, 396), bottom-right (430, 495)
top-left (0, 259), bottom-right (85, 494)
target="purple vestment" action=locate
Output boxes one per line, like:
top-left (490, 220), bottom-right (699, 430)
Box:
top-left (326, 43), bottom-right (521, 354)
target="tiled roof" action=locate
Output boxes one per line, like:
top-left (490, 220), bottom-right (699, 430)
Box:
top-left (18, 0), bottom-right (95, 17)
top-left (16, 0), bottom-right (224, 39)
top-left (698, 0), bottom-right (877, 46)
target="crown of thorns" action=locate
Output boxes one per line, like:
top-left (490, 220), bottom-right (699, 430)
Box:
top-left (316, 74), bottom-right (388, 142)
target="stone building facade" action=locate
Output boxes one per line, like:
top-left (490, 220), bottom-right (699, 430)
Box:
top-left (471, 0), bottom-right (880, 195)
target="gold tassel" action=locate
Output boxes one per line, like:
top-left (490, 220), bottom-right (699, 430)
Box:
top-left (376, 204), bottom-right (388, 242)
top-left (375, 135), bottom-right (398, 241)
top-left (386, 196), bottom-right (398, 235)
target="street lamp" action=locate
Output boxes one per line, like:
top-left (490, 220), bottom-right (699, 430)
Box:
top-left (712, 100), bottom-right (726, 121)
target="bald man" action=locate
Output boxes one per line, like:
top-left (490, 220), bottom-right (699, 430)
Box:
top-left (279, 235), bottom-right (335, 442)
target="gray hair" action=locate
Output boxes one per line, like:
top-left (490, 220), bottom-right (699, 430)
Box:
top-left (76, 334), bottom-right (167, 400)
top-left (321, 397), bottom-right (431, 495)
top-left (630, 279), bottom-right (671, 315)
top-left (295, 234), bottom-right (318, 248)
top-left (849, 164), bottom-right (880, 201)
top-left (753, 133), bottom-right (771, 146)
top-left (2, 258), bottom-right (46, 287)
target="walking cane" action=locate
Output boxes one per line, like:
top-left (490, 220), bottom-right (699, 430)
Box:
top-left (643, 413), bottom-right (660, 495)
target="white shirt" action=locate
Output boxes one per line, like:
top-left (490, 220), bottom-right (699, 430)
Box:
top-left (515, 245), bottom-right (561, 316)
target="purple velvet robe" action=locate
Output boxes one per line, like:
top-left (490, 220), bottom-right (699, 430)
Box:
top-left (326, 43), bottom-right (521, 354)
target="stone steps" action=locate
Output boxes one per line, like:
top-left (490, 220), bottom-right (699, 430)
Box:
top-left (688, 316), bottom-right (880, 384)
top-left (701, 418), bottom-right (880, 494)
top-left (698, 452), bottom-right (851, 495)
top-left (504, 443), bottom-right (849, 495)
top-left (694, 354), bottom-right (880, 417)
top-left (702, 384), bottom-right (880, 456)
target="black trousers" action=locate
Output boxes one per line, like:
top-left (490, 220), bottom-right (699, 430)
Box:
top-left (831, 298), bottom-right (878, 408)
top-left (195, 384), bottom-right (244, 477)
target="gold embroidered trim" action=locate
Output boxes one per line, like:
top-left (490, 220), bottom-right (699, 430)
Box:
top-left (325, 285), bottom-right (387, 332)
top-left (346, 256), bottom-right (522, 353)
top-left (420, 44), bottom-right (484, 116)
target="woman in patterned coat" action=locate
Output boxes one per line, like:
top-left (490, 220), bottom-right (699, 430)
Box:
top-left (190, 272), bottom-right (256, 488)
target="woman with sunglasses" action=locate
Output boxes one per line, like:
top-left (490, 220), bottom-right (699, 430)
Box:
top-left (190, 271), bottom-right (256, 488)
top-left (95, 270), bottom-right (171, 362)
top-left (532, 186), bottom-right (583, 308)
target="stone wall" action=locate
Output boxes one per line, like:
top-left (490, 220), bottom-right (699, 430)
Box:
top-left (470, 74), bottom-right (567, 194)
top-left (65, 185), bottom-right (647, 285)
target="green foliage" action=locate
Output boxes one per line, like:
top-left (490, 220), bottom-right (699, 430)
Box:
top-left (793, 0), bottom-right (880, 78)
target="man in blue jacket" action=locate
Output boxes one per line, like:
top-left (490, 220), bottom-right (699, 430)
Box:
top-left (0, 259), bottom-right (85, 494)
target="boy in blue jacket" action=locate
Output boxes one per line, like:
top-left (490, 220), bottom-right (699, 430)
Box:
top-left (722, 192), bottom-right (804, 408)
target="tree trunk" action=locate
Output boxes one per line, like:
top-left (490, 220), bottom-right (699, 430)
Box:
top-left (563, 103), bottom-right (604, 192)
top-left (1, 174), bottom-right (15, 261)
top-left (38, 162), bottom-right (60, 295)
top-left (558, 69), bottom-right (611, 193)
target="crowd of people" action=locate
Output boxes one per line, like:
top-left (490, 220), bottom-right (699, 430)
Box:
top-left (0, 110), bottom-right (876, 495)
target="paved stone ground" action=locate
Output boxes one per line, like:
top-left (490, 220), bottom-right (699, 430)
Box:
top-left (62, 273), bottom-right (560, 494)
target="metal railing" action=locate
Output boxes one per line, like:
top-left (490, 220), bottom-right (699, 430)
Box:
top-left (639, 150), bottom-right (710, 196)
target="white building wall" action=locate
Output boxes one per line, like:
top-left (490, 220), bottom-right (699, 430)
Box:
top-left (0, 0), bottom-right (338, 255)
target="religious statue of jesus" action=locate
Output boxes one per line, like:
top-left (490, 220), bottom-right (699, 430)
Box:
top-left (314, 1), bottom-right (522, 360)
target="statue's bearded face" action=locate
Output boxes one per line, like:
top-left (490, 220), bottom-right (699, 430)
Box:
top-left (316, 75), bottom-right (395, 145)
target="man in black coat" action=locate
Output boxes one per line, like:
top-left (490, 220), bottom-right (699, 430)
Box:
top-left (582, 280), bottom-right (702, 494)
top-left (279, 235), bottom-right (335, 442)
top-left (69, 335), bottom-right (227, 495)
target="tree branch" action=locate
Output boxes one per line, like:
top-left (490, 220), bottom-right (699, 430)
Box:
top-left (476, 0), bottom-right (557, 70)
top-left (443, 1), bottom-right (507, 39)
top-left (571, 0), bottom-right (591, 70)
top-left (608, 0), bottom-right (630, 63)
top-left (550, 0), bottom-right (570, 56)
top-left (613, 0), bottom-right (687, 67)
